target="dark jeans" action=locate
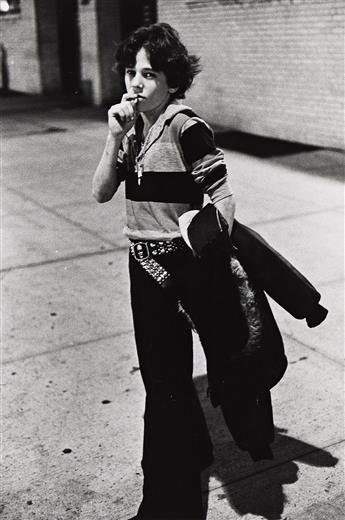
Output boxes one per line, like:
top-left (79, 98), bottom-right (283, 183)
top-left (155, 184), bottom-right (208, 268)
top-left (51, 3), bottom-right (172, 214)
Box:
top-left (129, 245), bottom-right (241, 519)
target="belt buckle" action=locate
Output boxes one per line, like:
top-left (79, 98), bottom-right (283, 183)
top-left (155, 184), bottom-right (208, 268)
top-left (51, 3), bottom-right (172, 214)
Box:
top-left (132, 242), bottom-right (149, 261)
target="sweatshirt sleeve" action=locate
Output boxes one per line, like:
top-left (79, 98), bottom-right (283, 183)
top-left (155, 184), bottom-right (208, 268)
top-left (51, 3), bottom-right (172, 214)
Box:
top-left (180, 119), bottom-right (233, 203)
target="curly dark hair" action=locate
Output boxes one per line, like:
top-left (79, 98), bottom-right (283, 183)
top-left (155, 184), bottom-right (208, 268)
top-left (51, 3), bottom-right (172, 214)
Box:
top-left (115, 23), bottom-right (201, 99)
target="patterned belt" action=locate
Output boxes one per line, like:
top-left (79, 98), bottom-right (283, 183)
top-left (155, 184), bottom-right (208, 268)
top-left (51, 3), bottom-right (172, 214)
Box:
top-left (130, 238), bottom-right (186, 260)
top-left (130, 238), bottom-right (186, 288)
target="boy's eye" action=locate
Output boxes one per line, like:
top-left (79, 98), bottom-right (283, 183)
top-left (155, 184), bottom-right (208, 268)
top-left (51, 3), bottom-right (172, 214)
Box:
top-left (144, 72), bottom-right (155, 79)
top-left (125, 69), bottom-right (156, 79)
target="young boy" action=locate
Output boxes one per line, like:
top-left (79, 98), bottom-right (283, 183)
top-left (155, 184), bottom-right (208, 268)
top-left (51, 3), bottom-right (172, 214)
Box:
top-left (93, 22), bottom-right (236, 520)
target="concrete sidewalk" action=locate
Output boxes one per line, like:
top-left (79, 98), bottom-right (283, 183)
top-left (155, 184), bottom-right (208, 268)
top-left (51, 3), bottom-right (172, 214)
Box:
top-left (1, 105), bottom-right (344, 520)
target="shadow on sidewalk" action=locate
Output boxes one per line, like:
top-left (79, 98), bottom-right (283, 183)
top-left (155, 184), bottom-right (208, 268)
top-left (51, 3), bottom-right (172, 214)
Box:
top-left (194, 375), bottom-right (339, 520)
top-left (215, 131), bottom-right (344, 183)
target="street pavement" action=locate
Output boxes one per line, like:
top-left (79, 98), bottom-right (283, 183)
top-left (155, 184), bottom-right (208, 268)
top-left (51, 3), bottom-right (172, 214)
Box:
top-left (1, 100), bottom-right (344, 520)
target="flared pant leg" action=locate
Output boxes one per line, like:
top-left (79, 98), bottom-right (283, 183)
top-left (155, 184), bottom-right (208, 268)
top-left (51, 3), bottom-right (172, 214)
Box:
top-left (129, 255), bottom-right (212, 519)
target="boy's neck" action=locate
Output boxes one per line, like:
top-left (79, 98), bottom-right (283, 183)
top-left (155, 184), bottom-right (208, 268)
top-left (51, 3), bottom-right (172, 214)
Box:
top-left (140, 98), bottom-right (171, 135)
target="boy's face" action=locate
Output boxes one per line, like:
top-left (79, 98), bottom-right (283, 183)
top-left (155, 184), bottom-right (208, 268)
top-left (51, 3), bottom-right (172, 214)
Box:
top-left (124, 47), bottom-right (174, 114)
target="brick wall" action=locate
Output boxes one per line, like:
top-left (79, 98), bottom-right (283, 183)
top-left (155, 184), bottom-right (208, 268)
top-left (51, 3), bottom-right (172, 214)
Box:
top-left (158, 0), bottom-right (344, 148)
top-left (0, 0), bottom-right (41, 93)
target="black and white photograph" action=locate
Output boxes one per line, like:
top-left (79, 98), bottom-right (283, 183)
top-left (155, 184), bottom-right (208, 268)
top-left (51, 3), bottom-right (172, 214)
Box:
top-left (1, 1), bottom-right (344, 519)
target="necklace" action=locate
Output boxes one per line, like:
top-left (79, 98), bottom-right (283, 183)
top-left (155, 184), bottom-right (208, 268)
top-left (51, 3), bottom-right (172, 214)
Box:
top-left (135, 140), bottom-right (145, 186)
top-left (134, 118), bottom-right (161, 186)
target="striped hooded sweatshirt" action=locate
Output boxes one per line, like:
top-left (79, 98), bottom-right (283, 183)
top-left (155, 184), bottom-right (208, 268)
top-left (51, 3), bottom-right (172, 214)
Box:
top-left (117, 101), bottom-right (233, 241)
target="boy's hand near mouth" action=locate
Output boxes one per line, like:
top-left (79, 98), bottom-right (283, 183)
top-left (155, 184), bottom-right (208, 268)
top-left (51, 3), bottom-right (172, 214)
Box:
top-left (107, 93), bottom-right (139, 137)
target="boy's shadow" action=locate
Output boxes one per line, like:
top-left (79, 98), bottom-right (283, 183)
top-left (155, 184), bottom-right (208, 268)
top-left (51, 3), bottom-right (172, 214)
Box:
top-left (194, 375), bottom-right (339, 520)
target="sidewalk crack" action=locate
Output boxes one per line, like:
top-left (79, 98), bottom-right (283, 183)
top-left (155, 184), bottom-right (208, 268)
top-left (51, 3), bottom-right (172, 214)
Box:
top-left (2, 330), bottom-right (133, 365)
top-left (3, 184), bottom-right (119, 247)
top-left (0, 246), bottom-right (126, 274)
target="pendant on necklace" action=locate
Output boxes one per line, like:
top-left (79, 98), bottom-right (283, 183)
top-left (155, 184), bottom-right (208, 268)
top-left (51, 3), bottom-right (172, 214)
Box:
top-left (136, 162), bottom-right (144, 186)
